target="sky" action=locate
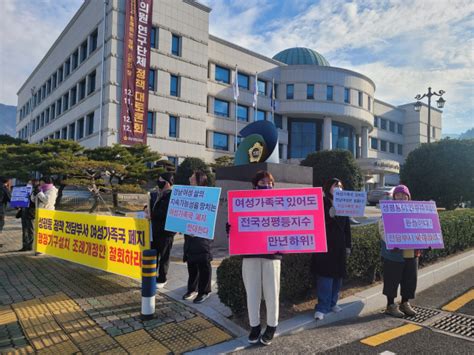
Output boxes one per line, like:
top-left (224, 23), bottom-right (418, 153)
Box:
top-left (0, 0), bottom-right (473, 134)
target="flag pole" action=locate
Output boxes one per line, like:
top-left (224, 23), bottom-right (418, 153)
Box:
top-left (234, 65), bottom-right (238, 153)
top-left (254, 72), bottom-right (258, 121)
top-left (271, 78), bottom-right (275, 123)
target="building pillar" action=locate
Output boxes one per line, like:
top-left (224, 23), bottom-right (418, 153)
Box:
top-left (361, 126), bottom-right (369, 158)
top-left (207, 96), bottom-right (214, 115)
top-left (323, 116), bottom-right (332, 150)
top-left (209, 63), bottom-right (216, 81)
top-left (379, 173), bottom-right (385, 187)
top-left (282, 144), bottom-right (288, 160)
top-left (355, 134), bottom-right (361, 158)
top-left (229, 102), bottom-right (236, 120)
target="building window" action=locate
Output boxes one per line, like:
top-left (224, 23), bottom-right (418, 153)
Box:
top-left (289, 120), bottom-right (320, 159)
top-left (70, 86), bottom-right (77, 106)
top-left (368, 97), bottom-right (371, 111)
top-left (50, 103), bottom-right (55, 120)
top-left (169, 115), bottom-right (178, 137)
top-left (257, 79), bottom-right (266, 96)
top-left (149, 69), bottom-right (156, 91)
top-left (358, 91), bottom-right (363, 107)
top-left (80, 40), bottom-right (88, 62)
top-left (286, 84), bottom-right (294, 100)
top-left (150, 27), bottom-right (158, 48)
top-left (389, 121), bottom-right (395, 132)
top-left (54, 131), bottom-right (60, 139)
top-left (389, 142), bottom-right (395, 153)
top-left (307, 84), bottom-right (314, 99)
top-left (432, 126), bottom-right (436, 138)
top-left (380, 118), bottom-right (387, 130)
top-left (77, 118), bottom-right (84, 139)
top-left (56, 99), bottom-right (62, 116)
top-left (87, 71), bottom-right (96, 95)
top-left (147, 111), bottom-right (155, 134)
top-left (62, 93), bottom-right (69, 111)
top-left (45, 108), bottom-right (50, 124)
top-left (371, 137), bottom-right (378, 150)
top-left (238, 72), bottom-right (249, 90)
top-left (171, 34), bottom-right (181, 56)
top-left (274, 114), bottom-right (283, 129)
top-left (68, 123), bottom-right (75, 140)
top-left (64, 58), bottom-right (70, 78)
top-left (213, 132), bottom-right (228, 151)
top-left (71, 50), bottom-right (78, 70)
top-left (170, 75), bottom-right (179, 97)
top-left (398, 144), bottom-right (403, 155)
top-left (344, 88), bottom-right (350, 103)
top-left (278, 143), bottom-right (283, 159)
top-left (237, 104), bottom-right (248, 122)
top-left (40, 113), bottom-right (44, 127)
top-left (89, 28), bottom-right (98, 53)
top-left (61, 127), bottom-right (68, 139)
top-left (78, 79), bottom-right (86, 100)
top-left (332, 122), bottom-right (355, 155)
top-left (374, 116), bottom-right (378, 128)
top-left (58, 67), bottom-right (63, 84)
top-left (86, 112), bottom-right (94, 135)
top-left (168, 156), bottom-right (178, 168)
top-left (256, 109), bottom-right (265, 121)
top-left (214, 98), bottom-right (229, 117)
top-left (215, 65), bottom-right (230, 84)
top-left (397, 123), bottom-right (403, 135)
top-left (52, 73), bottom-right (57, 90)
top-left (380, 140), bottom-right (387, 152)
top-left (326, 85), bottom-right (333, 101)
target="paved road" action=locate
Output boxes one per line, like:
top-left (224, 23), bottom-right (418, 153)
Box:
top-left (239, 267), bottom-right (473, 354)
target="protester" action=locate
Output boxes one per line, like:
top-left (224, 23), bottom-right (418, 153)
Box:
top-left (36, 176), bottom-right (58, 210)
top-left (0, 177), bottom-right (12, 233)
top-left (311, 178), bottom-right (352, 320)
top-left (19, 179), bottom-right (39, 251)
top-left (182, 170), bottom-right (213, 304)
top-left (151, 172), bottom-right (176, 289)
top-left (227, 170), bottom-right (281, 346)
top-left (380, 184), bottom-right (418, 317)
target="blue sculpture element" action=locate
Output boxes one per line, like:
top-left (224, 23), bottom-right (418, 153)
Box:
top-left (234, 120), bottom-right (279, 165)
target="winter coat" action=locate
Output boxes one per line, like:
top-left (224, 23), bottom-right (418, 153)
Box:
top-left (378, 219), bottom-right (418, 262)
top-left (0, 185), bottom-right (11, 216)
top-left (311, 196), bottom-right (352, 278)
top-left (183, 234), bottom-right (213, 263)
top-left (151, 189), bottom-right (175, 241)
top-left (22, 187), bottom-right (39, 220)
top-left (35, 186), bottom-right (58, 210)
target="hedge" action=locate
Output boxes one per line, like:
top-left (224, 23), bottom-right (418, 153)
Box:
top-left (217, 209), bottom-right (474, 315)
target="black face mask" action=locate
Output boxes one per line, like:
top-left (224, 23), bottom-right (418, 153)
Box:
top-left (157, 180), bottom-right (167, 189)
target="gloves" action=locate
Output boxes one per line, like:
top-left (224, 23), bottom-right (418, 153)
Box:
top-left (346, 248), bottom-right (351, 257)
top-left (225, 222), bottom-right (231, 235)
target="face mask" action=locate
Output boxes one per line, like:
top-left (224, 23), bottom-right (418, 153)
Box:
top-left (157, 180), bottom-right (167, 189)
top-left (333, 187), bottom-right (342, 193)
top-left (256, 185), bottom-right (272, 190)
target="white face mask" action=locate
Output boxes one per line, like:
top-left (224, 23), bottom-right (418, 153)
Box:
top-left (332, 187), bottom-right (342, 195)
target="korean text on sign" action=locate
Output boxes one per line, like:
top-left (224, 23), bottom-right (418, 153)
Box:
top-left (381, 200), bottom-right (444, 250)
top-left (333, 190), bottom-right (367, 217)
top-left (10, 186), bottom-right (32, 208)
top-left (35, 209), bottom-right (150, 279)
top-left (165, 185), bottom-right (221, 239)
top-left (228, 188), bottom-right (327, 255)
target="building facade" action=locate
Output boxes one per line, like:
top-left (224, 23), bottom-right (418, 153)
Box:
top-left (16, 0), bottom-right (442, 188)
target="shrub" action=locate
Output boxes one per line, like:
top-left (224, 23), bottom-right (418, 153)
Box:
top-left (300, 150), bottom-right (363, 190)
top-left (217, 209), bottom-right (474, 315)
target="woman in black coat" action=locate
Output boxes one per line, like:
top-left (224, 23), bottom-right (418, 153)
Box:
top-left (182, 170), bottom-right (213, 304)
top-left (312, 178), bottom-right (352, 320)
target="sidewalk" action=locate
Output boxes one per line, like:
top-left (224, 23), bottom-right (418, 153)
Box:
top-left (0, 216), bottom-right (235, 354)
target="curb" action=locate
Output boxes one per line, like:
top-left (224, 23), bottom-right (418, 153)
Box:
top-left (186, 249), bottom-right (474, 354)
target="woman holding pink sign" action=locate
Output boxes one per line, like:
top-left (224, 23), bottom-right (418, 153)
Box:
top-left (380, 184), bottom-right (419, 318)
top-left (311, 178), bottom-right (352, 321)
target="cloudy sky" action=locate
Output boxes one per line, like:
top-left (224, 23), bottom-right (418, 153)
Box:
top-left (1, 0), bottom-right (473, 133)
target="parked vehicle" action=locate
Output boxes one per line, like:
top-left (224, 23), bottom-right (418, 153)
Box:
top-left (367, 186), bottom-right (395, 206)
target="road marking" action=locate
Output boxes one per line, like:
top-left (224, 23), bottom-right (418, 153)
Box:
top-left (442, 289), bottom-right (474, 312)
top-left (360, 324), bottom-right (422, 347)
top-left (379, 351), bottom-right (396, 355)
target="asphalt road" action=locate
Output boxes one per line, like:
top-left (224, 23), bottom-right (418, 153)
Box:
top-left (238, 267), bottom-right (473, 354)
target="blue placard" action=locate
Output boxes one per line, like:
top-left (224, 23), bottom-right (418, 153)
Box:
top-left (10, 186), bottom-right (32, 208)
top-left (165, 185), bottom-right (221, 239)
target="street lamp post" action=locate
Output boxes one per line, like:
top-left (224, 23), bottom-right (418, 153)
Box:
top-left (414, 87), bottom-right (446, 143)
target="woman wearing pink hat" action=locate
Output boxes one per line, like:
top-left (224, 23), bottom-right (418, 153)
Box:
top-left (379, 184), bottom-right (419, 317)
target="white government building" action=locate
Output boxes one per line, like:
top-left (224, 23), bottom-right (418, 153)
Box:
top-left (16, 0), bottom-right (443, 188)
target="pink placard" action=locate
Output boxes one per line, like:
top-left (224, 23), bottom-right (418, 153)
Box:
top-left (228, 188), bottom-right (327, 256)
top-left (381, 200), bottom-right (444, 250)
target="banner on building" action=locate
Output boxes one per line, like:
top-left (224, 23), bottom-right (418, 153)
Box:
top-left (333, 190), bottom-right (367, 217)
top-left (381, 200), bottom-right (444, 250)
top-left (165, 185), bottom-right (222, 239)
top-left (119, 0), bottom-right (153, 145)
top-left (228, 188), bottom-right (327, 255)
top-left (10, 186), bottom-right (32, 208)
top-left (35, 209), bottom-right (151, 279)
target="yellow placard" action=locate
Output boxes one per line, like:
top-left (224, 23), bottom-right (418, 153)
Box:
top-left (35, 209), bottom-right (150, 279)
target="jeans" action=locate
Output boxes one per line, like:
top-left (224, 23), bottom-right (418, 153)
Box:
top-left (315, 276), bottom-right (342, 313)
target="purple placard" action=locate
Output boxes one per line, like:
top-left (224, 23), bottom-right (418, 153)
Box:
top-left (381, 200), bottom-right (444, 250)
